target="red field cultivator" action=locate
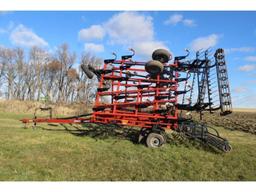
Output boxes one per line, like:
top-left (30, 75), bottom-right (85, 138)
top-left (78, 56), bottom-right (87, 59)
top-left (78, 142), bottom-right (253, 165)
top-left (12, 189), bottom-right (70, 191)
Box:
top-left (21, 48), bottom-right (233, 152)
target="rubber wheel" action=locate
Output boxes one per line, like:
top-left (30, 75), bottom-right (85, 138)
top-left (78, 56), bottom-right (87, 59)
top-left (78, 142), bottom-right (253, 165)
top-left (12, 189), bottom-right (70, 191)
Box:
top-left (88, 65), bottom-right (96, 72)
top-left (146, 132), bottom-right (165, 148)
top-left (145, 60), bottom-right (164, 75)
top-left (138, 128), bottom-right (151, 144)
top-left (152, 49), bottom-right (171, 63)
top-left (81, 64), bottom-right (94, 79)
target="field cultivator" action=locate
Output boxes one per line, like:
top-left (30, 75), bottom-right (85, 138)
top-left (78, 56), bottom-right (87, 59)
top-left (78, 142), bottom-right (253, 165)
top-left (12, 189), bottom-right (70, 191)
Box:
top-left (21, 48), bottom-right (233, 152)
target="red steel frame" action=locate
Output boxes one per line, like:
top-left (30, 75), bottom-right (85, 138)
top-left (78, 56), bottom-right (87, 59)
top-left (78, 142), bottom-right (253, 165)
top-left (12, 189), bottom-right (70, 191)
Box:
top-left (91, 59), bottom-right (179, 130)
top-left (21, 59), bottom-right (180, 131)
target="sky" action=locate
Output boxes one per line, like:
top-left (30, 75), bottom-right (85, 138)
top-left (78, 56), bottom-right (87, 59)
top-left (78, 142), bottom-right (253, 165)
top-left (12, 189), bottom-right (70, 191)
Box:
top-left (0, 11), bottom-right (256, 108)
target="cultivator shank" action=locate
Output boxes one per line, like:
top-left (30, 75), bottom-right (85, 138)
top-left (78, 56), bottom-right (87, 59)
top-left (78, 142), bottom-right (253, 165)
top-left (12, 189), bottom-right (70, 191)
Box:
top-left (21, 48), bottom-right (233, 152)
top-left (90, 54), bottom-right (179, 130)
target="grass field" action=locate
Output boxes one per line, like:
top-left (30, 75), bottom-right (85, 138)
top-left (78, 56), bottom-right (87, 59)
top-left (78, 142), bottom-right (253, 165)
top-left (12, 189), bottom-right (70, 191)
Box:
top-left (0, 111), bottom-right (256, 181)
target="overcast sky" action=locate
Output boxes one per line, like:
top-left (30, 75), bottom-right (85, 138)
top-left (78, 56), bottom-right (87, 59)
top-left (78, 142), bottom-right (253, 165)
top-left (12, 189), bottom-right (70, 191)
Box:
top-left (0, 11), bottom-right (256, 108)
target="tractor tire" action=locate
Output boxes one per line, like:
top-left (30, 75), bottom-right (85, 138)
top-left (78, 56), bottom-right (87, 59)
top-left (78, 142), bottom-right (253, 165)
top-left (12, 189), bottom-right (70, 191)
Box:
top-left (152, 49), bottom-right (171, 63)
top-left (145, 60), bottom-right (164, 75)
top-left (81, 64), bottom-right (94, 79)
top-left (146, 132), bottom-right (166, 148)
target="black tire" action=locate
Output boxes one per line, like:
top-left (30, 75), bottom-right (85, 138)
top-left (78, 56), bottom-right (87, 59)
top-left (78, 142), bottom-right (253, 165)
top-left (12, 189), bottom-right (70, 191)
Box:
top-left (216, 48), bottom-right (224, 54)
top-left (88, 65), bottom-right (96, 72)
top-left (152, 49), bottom-right (171, 63)
top-left (81, 64), bottom-right (94, 79)
top-left (146, 132), bottom-right (166, 148)
top-left (138, 128), bottom-right (150, 144)
top-left (145, 60), bottom-right (164, 75)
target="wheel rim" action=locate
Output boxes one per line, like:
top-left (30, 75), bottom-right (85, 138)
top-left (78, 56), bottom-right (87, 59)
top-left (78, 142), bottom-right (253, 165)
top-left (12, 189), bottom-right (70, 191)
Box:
top-left (151, 137), bottom-right (160, 147)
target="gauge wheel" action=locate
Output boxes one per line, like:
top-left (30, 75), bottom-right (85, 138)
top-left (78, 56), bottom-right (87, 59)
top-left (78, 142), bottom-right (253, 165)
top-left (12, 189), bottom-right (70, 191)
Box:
top-left (81, 64), bottom-right (94, 79)
top-left (146, 132), bottom-right (166, 148)
top-left (145, 60), bottom-right (164, 75)
top-left (152, 49), bottom-right (171, 63)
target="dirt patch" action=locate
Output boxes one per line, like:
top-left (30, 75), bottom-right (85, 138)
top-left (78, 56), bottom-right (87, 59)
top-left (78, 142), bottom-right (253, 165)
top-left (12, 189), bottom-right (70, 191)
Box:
top-left (193, 111), bottom-right (256, 135)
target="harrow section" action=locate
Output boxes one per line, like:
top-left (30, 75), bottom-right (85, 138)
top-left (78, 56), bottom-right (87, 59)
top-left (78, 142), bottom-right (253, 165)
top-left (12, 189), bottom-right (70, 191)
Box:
top-left (215, 48), bottom-right (232, 115)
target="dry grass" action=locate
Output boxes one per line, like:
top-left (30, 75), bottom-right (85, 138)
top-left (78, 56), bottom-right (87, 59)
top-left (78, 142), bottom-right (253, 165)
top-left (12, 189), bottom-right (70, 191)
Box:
top-left (233, 108), bottom-right (256, 113)
top-left (0, 99), bottom-right (91, 116)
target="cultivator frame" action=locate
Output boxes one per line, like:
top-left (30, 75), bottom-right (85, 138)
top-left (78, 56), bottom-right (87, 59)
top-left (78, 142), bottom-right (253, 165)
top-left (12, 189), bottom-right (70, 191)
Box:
top-left (21, 48), bottom-right (233, 152)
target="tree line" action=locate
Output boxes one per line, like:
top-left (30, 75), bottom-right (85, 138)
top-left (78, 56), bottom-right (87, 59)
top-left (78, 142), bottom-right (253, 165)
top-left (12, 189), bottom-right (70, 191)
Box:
top-left (0, 44), bottom-right (102, 105)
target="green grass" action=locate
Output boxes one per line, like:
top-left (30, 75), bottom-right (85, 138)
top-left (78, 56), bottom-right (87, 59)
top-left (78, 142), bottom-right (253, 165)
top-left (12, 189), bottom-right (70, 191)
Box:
top-left (0, 112), bottom-right (256, 181)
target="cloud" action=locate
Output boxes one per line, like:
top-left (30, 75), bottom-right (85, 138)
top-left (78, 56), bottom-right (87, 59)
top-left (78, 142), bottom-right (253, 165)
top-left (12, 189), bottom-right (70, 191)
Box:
top-left (133, 41), bottom-right (168, 58)
top-left (84, 43), bottom-right (104, 53)
top-left (225, 47), bottom-right (256, 53)
top-left (10, 24), bottom-right (48, 48)
top-left (245, 56), bottom-right (256, 62)
top-left (190, 34), bottom-right (219, 51)
top-left (164, 14), bottom-right (183, 25)
top-left (232, 86), bottom-right (248, 94)
top-left (164, 14), bottom-right (196, 27)
top-left (104, 12), bottom-right (154, 45)
top-left (104, 12), bottom-right (168, 58)
top-left (78, 12), bottom-right (169, 59)
top-left (238, 64), bottom-right (256, 72)
top-left (0, 21), bottom-right (15, 34)
top-left (79, 25), bottom-right (105, 41)
top-left (183, 19), bottom-right (196, 27)
top-left (232, 94), bottom-right (256, 108)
